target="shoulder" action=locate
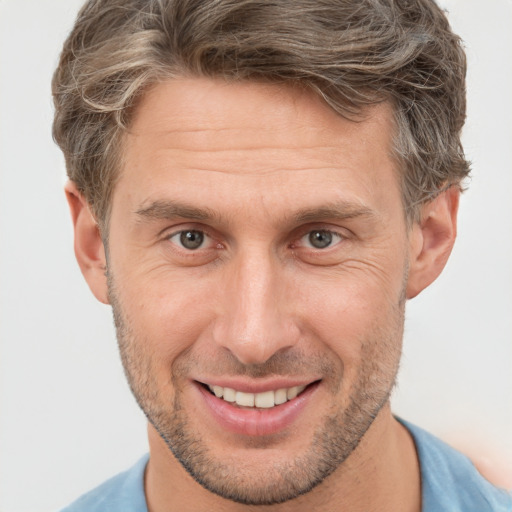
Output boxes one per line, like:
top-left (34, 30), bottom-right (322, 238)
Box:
top-left (401, 419), bottom-right (512, 512)
top-left (58, 454), bottom-right (149, 512)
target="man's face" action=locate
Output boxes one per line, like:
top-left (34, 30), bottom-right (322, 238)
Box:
top-left (106, 78), bottom-right (410, 505)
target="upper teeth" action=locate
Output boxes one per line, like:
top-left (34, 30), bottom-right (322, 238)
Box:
top-left (208, 384), bottom-right (307, 408)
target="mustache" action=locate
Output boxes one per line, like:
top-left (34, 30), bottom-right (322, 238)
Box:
top-left (173, 348), bottom-right (341, 381)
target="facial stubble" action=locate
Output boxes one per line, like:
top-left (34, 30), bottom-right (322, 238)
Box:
top-left (108, 271), bottom-right (405, 506)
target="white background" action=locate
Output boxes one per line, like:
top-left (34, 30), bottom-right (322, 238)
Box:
top-left (0, 1), bottom-right (511, 511)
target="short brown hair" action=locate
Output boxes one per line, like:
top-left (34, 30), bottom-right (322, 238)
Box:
top-left (52, 0), bottom-right (469, 228)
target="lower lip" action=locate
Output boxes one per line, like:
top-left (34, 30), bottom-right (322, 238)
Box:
top-left (195, 382), bottom-right (319, 436)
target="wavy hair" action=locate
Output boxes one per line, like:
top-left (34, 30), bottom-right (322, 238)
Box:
top-left (53, 0), bottom-right (469, 228)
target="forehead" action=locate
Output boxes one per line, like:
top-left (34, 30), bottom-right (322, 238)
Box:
top-left (117, 77), bottom-right (401, 223)
top-left (127, 77), bottom-right (395, 157)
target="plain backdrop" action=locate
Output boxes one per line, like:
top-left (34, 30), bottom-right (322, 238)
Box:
top-left (1, 1), bottom-right (511, 511)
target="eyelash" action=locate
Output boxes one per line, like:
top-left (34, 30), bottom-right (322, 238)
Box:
top-left (296, 229), bottom-right (345, 250)
top-left (166, 229), bottom-right (217, 251)
top-left (165, 227), bottom-right (346, 253)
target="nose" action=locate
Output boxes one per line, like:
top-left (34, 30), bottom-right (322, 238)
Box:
top-left (212, 248), bottom-right (301, 365)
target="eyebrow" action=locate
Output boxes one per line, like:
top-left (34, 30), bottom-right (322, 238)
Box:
top-left (134, 199), bottom-right (378, 226)
top-left (293, 202), bottom-right (378, 223)
top-left (135, 200), bottom-right (218, 222)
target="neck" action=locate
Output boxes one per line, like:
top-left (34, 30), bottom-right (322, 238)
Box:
top-left (145, 406), bottom-right (421, 512)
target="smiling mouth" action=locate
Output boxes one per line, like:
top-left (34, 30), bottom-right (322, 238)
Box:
top-left (201, 382), bottom-right (316, 409)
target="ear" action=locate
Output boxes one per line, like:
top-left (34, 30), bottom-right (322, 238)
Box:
top-left (406, 186), bottom-right (460, 299)
top-left (65, 181), bottom-right (109, 304)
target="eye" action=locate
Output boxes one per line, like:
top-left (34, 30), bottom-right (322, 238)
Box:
top-left (302, 229), bottom-right (343, 249)
top-left (168, 230), bottom-right (209, 250)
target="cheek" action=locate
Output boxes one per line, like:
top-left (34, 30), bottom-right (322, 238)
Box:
top-left (297, 265), bottom-right (405, 362)
top-left (115, 266), bottom-right (218, 363)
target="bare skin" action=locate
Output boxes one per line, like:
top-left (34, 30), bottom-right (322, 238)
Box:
top-left (67, 78), bottom-right (459, 511)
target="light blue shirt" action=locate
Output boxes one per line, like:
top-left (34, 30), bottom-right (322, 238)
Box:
top-left (59, 421), bottom-right (512, 511)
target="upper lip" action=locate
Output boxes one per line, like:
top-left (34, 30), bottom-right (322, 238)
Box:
top-left (194, 378), bottom-right (320, 393)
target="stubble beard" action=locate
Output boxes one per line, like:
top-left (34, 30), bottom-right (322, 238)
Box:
top-left (108, 274), bottom-right (405, 506)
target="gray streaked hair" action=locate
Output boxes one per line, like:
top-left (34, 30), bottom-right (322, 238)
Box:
top-left (52, 0), bottom-right (469, 228)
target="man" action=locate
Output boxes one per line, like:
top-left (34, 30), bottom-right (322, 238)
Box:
top-left (52, 0), bottom-right (511, 511)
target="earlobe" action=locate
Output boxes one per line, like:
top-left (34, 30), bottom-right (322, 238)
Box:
top-left (65, 181), bottom-right (110, 304)
top-left (406, 187), bottom-right (460, 299)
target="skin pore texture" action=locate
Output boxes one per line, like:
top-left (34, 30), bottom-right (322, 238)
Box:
top-left (67, 78), bottom-right (459, 512)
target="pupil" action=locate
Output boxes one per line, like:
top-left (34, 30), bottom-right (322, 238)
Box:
top-left (309, 230), bottom-right (332, 249)
top-left (180, 230), bottom-right (204, 250)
